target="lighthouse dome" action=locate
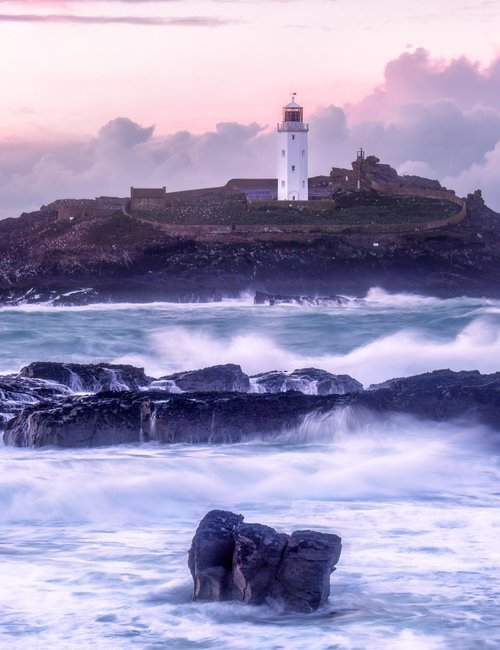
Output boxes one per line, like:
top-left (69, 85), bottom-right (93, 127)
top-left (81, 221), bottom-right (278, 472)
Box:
top-left (282, 94), bottom-right (304, 123)
top-left (284, 98), bottom-right (302, 109)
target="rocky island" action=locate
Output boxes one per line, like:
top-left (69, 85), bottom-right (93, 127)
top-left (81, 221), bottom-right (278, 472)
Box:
top-left (0, 156), bottom-right (499, 304)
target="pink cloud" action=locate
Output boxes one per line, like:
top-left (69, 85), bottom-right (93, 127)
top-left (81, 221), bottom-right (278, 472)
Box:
top-left (346, 48), bottom-right (500, 122)
top-left (2, 49), bottom-right (500, 218)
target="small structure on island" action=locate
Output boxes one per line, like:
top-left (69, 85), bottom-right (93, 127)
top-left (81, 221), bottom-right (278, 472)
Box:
top-left (225, 179), bottom-right (278, 201)
top-left (130, 187), bottom-right (167, 211)
top-left (277, 94), bottom-right (309, 201)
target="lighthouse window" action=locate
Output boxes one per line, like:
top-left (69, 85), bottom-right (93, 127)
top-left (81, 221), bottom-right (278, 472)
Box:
top-left (281, 180), bottom-right (285, 187)
top-left (291, 165), bottom-right (295, 172)
top-left (302, 181), bottom-right (305, 188)
top-left (281, 150), bottom-right (285, 157)
top-left (301, 149), bottom-right (305, 157)
top-left (292, 135), bottom-right (295, 141)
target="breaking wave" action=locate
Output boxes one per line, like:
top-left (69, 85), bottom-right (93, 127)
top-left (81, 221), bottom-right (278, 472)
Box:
top-left (139, 313), bottom-right (500, 385)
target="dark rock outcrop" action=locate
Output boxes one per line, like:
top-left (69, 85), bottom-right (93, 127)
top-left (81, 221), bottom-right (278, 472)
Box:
top-left (20, 362), bottom-right (150, 392)
top-left (364, 369), bottom-right (500, 429)
top-left (146, 392), bottom-right (348, 444)
top-left (271, 530), bottom-right (342, 612)
top-left (3, 369), bottom-right (500, 448)
top-left (232, 523), bottom-right (289, 605)
top-left (188, 510), bottom-right (342, 612)
top-left (3, 392), bottom-right (144, 448)
top-left (188, 510), bottom-right (244, 601)
top-left (3, 391), bottom-right (346, 448)
top-left (159, 364), bottom-right (250, 393)
top-left (250, 368), bottom-right (363, 395)
top-left (0, 375), bottom-right (71, 422)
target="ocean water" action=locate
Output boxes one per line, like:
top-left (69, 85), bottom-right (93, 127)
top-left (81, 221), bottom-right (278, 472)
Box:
top-left (1, 289), bottom-right (500, 649)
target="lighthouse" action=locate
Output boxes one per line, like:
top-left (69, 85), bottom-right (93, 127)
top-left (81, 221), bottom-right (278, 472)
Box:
top-left (277, 94), bottom-right (309, 201)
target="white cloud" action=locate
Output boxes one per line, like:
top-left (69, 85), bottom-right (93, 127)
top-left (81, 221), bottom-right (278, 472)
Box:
top-left (2, 49), bottom-right (500, 219)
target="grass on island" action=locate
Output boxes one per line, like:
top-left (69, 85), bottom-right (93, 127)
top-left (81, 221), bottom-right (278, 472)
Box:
top-left (132, 193), bottom-right (462, 228)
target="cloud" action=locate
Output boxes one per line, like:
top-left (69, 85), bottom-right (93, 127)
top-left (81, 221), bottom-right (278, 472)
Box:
top-left (2, 48), bottom-right (500, 218)
top-left (347, 48), bottom-right (500, 122)
top-left (0, 118), bottom-right (275, 219)
top-left (444, 142), bottom-right (500, 208)
top-left (0, 13), bottom-right (233, 25)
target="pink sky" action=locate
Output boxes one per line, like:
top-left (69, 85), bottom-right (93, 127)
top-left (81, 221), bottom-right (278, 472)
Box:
top-left (0, 0), bottom-right (499, 215)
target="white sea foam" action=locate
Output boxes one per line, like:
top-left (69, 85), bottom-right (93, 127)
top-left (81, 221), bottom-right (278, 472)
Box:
top-left (2, 292), bottom-right (500, 648)
top-left (1, 422), bottom-right (499, 649)
top-left (0, 296), bottom-right (256, 314)
top-left (139, 313), bottom-right (500, 384)
top-left (1, 287), bottom-right (496, 315)
top-left (0, 417), bottom-right (495, 526)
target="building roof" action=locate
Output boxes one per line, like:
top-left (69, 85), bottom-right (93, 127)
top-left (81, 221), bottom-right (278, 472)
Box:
top-left (225, 178), bottom-right (277, 191)
top-left (130, 187), bottom-right (166, 198)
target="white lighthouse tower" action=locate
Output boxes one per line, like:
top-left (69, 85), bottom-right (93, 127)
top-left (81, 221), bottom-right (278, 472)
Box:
top-left (277, 94), bottom-right (309, 201)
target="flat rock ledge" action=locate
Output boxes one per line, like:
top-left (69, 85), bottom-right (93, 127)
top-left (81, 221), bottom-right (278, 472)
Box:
top-left (188, 510), bottom-right (342, 613)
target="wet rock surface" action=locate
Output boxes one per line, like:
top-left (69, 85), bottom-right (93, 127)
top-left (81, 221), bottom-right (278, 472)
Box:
top-left (188, 510), bottom-right (244, 602)
top-left (0, 375), bottom-right (71, 423)
top-left (188, 510), bottom-right (342, 612)
top-left (160, 364), bottom-right (250, 393)
top-left (250, 368), bottom-right (363, 395)
top-left (364, 369), bottom-right (500, 428)
top-left (3, 392), bottom-right (144, 448)
top-left (20, 361), bottom-right (150, 392)
top-left (2, 367), bottom-right (500, 448)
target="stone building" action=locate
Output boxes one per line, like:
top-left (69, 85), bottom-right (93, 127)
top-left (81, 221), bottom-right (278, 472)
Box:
top-left (130, 187), bottom-right (167, 211)
top-left (225, 179), bottom-right (278, 201)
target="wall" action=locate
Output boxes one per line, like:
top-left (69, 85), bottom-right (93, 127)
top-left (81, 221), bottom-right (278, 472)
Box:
top-left (370, 181), bottom-right (463, 205)
top-left (130, 198), bottom-right (166, 211)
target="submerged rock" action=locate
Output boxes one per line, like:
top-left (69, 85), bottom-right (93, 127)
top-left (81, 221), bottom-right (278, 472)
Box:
top-left (254, 291), bottom-right (354, 307)
top-left (20, 361), bottom-right (150, 392)
top-left (189, 510), bottom-right (342, 612)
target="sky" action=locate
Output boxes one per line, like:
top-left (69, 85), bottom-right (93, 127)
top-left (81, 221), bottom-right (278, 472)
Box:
top-left (0, 0), bottom-right (500, 217)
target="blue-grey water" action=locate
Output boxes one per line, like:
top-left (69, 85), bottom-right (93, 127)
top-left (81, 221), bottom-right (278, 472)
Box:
top-left (1, 288), bottom-right (500, 649)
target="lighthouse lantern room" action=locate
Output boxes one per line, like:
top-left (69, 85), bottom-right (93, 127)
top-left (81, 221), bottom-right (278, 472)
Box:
top-left (277, 93), bottom-right (309, 201)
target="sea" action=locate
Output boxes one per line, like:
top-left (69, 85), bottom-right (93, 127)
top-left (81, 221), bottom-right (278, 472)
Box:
top-left (1, 288), bottom-right (499, 650)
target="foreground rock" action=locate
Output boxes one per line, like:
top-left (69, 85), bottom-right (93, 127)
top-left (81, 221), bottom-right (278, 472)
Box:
top-left (3, 392), bottom-right (349, 448)
top-left (21, 361), bottom-right (150, 392)
top-left (3, 369), bottom-right (500, 448)
top-left (4, 392), bottom-right (145, 448)
top-left (188, 510), bottom-right (342, 612)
